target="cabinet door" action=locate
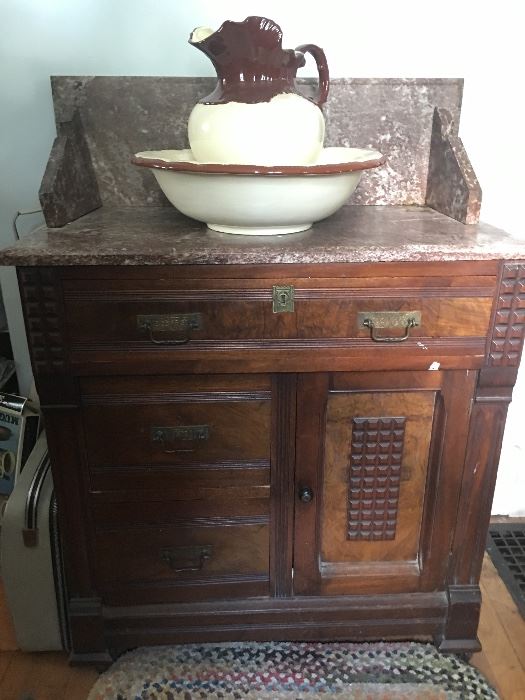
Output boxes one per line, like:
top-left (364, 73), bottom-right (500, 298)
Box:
top-left (293, 370), bottom-right (476, 595)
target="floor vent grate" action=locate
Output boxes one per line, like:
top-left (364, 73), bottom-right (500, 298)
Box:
top-left (486, 524), bottom-right (525, 619)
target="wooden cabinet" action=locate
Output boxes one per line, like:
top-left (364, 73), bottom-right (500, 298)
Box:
top-left (15, 258), bottom-right (525, 664)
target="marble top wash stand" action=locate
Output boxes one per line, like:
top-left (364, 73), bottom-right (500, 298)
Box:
top-left (1, 77), bottom-right (524, 666)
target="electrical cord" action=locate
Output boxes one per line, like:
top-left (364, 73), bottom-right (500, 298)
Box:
top-left (12, 209), bottom-right (43, 241)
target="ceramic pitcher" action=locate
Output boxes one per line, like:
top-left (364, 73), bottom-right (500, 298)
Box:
top-left (188, 16), bottom-right (329, 165)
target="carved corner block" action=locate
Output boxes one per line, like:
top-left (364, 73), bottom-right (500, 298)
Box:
top-left (39, 110), bottom-right (102, 228)
top-left (425, 107), bottom-right (481, 224)
top-left (487, 262), bottom-right (525, 367)
top-left (17, 267), bottom-right (68, 375)
top-left (17, 267), bottom-right (77, 405)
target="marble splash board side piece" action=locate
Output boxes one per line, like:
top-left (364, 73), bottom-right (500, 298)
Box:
top-left (49, 76), bottom-right (464, 211)
top-left (39, 110), bottom-right (102, 227)
top-left (426, 108), bottom-right (482, 224)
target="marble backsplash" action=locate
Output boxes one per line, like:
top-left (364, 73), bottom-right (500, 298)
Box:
top-left (48, 76), bottom-right (464, 210)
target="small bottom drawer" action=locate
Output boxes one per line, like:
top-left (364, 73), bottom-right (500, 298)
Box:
top-left (92, 519), bottom-right (270, 605)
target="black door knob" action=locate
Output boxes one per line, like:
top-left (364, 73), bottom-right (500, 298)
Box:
top-left (299, 486), bottom-right (313, 503)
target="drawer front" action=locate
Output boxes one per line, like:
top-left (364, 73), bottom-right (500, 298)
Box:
top-left (81, 375), bottom-right (271, 472)
top-left (90, 462), bottom-right (271, 498)
top-left (66, 296), bottom-right (273, 344)
top-left (92, 519), bottom-right (270, 604)
top-left (298, 296), bottom-right (492, 339)
top-left (64, 275), bottom-right (496, 347)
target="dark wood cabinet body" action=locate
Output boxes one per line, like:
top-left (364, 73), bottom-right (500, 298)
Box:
top-left (17, 259), bottom-right (525, 664)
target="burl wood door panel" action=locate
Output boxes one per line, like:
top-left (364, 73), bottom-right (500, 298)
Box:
top-left (321, 391), bottom-right (434, 567)
top-left (294, 370), bottom-right (477, 596)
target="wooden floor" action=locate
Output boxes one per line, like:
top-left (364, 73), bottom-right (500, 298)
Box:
top-left (0, 554), bottom-right (523, 700)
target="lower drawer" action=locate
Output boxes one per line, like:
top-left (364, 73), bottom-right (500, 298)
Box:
top-left (80, 375), bottom-right (271, 470)
top-left (92, 519), bottom-right (270, 605)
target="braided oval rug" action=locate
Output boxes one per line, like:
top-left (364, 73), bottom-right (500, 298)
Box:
top-left (88, 641), bottom-right (498, 700)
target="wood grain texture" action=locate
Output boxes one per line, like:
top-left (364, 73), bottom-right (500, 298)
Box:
top-left (57, 261), bottom-right (502, 281)
top-left (43, 409), bottom-right (93, 599)
top-left (80, 375), bottom-right (271, 469)
top-left (92, 522), bottom-right (270, 605)
top-left (418, 370), bottom-right (478, 592)
top-left (89, 462), bottom-right (270, 496)
top-left (60, 268), bottom-right (497, 359)
top-left (295, 371), bottom-right (476, 597)
top-left (293, 373), bottom-right (330, 596)
top-left (322, 391), bottom-right (434, 563)
top-left (270, 374), bottom-right (296, 598)
top-left (449, 376), bottom-right (512, 587)
top-left (13, 258), bottom-right (523, 657)
top-left (0, 649), bottom-right (96, 700)
top-left (63, 272), bottom-right (496, 291)
top-left (91, 494), bottom-right (270, 523)
top-left (101, 591), bottom-right (447, 650)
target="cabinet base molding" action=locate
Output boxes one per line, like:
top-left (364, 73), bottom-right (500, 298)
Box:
top-left (83, 591), bottom-right (466, 654)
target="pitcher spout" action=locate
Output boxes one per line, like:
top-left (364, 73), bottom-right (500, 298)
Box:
top-left (189, 26), bottom-right (215, 45)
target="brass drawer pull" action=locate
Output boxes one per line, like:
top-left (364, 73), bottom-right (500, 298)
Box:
top-left (137, 313), bottom-right (202, 345)
top-left (152, 425), bottom-right (210, 453)
top-left (160, 545), bottom-right (213, 572)
top-left (358, 311), bottom-right (421, 343)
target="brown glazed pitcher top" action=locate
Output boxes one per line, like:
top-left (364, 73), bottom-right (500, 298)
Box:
top-left (189, 16), bottom-right (329, 106)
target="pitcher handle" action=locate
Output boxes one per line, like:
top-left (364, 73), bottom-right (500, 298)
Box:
top-left (295, 43), bottom-right (330, 107)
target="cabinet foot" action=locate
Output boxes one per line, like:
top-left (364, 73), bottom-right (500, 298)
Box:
top-left (435, 636), bottom-right (481, 657)
top-left (68, 649), bottom-right (115, 672)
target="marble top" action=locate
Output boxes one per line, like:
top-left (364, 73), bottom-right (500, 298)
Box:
top-left (1, 205), bottom-right (524, 267)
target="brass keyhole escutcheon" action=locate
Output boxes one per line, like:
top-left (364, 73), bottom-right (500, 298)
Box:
top-left (272, 285), bottom-right (295, 313)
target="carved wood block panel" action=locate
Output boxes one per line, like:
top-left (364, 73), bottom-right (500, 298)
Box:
top-left (17, 268), bottom-right (68, 375)
top-left (348, 417), bottom-right (406, 540)
top-left (489, 263), bottom-right (525, 367)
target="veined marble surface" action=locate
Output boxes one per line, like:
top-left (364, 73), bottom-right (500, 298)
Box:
top-left (50, 77), bottom-right (463, 208)
top-left (1, 206), bottom-right (524, 267)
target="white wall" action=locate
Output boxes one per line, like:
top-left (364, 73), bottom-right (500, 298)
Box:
top-left (0, 0), bottom-right (523, 513)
